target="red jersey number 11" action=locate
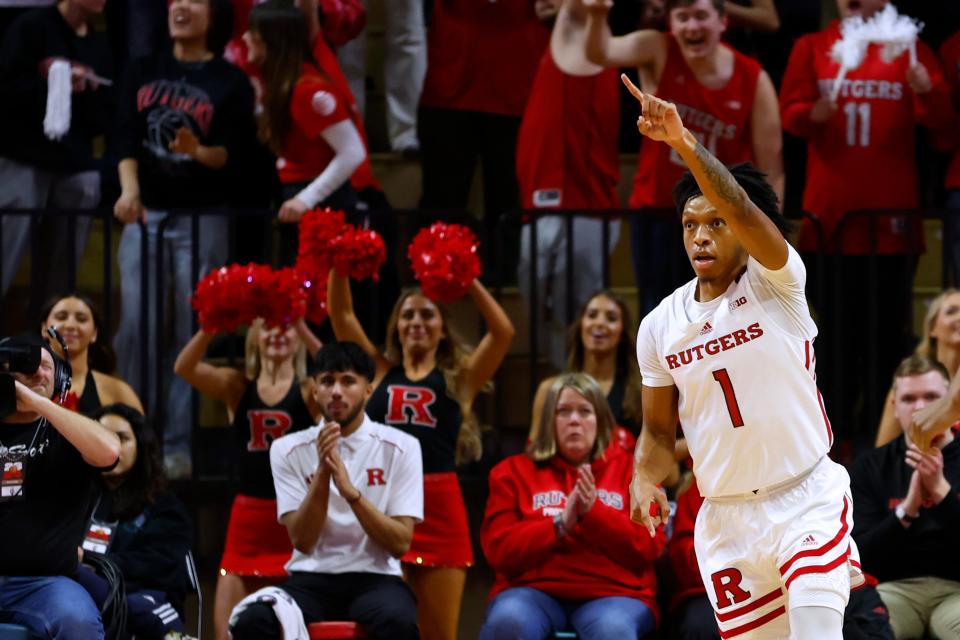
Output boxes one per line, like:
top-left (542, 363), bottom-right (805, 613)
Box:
top-left (712, 368), bottom-right (745, 428)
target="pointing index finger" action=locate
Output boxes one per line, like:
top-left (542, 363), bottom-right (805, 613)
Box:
top-left (620, 73), bottom-right (646, 106)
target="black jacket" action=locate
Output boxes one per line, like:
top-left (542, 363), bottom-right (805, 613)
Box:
top-left (851, 435), bottom-right (960, 583)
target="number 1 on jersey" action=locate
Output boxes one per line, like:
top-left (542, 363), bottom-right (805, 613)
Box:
top-left (712, 368), bottom-right (744, 428)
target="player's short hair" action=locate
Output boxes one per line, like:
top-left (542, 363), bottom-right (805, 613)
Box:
top-left (672, 162), bottom-right (793, 237)
top-left (313, 342), bottom-right (375, 382)
top-left (893, 354), bottom-right (950, 385)
top-left (666, 0), bottom-right (725, 15)
top-left (527, 373), bottom-right (615, 463)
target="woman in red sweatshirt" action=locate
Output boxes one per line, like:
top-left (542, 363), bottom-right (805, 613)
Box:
top-left (480, 372), bottom-right (665, 639)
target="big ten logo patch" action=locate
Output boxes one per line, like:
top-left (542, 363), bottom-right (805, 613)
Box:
top-left (711, 568), bottom-right (752, 609)
top-left (533, 490), bottom-right (566, 517)
top-left (385, 386), bottom-right (438, 428)
top-left (247, 410), bottom-right (294, 451)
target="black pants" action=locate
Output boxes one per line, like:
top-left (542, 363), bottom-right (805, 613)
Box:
top-left (804, 253), bottom-right (917, 445)
top-left (673, 595), bottom-right (721, 640)
top-left (843, 584), bottom-right (895, 640)
top-left (230, 572), bottom-right (418, 640)
top-left (418, 106), bottom-right (521, 275)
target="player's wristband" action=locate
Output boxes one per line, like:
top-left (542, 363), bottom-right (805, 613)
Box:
top-left (895, 504), bottom-right (918, 525)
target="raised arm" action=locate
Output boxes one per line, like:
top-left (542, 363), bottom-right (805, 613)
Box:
top-left (326, 269), bottom-right (390, 379)
top-left (173, 330), bottom-right (248, 414)
top-left (583, 0), bottom-right (664, 70)
top-left (294, 317), bottom-right (323, 360)
top-left (15, 381), bottom-right (119, 467)
top-left (460, 280), bottom-right (516, 402)
top-left (630, 383), bottom-right (679, 536)
top-left (623, 74), bottom-right (788, 269)
top-left (750, 70), bottom-right (784, 207)
top-left (723, 0), bottom-right (780, 33)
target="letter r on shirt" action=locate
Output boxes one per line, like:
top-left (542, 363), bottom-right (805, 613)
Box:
top-left (367, 468), bottom-right (386, 486)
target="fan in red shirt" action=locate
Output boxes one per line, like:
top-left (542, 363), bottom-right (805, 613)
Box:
top-left (242, 0), bottom-right (366, 260)
top-left (584, 0), bottom-right (783, 315)
top-left (515, 0), bottom-right (622, 370)
top-left (418, 0), bottom-right (550, 254)
top-left (938, 31), bottom-right (960, 281)
top-left (779, 0), bottom-right (953, 436)
top-left (480, 373), bottom-right (665, 639)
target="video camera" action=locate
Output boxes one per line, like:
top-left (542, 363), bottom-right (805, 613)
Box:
top-left (0, 337), bottom-right (42, 417)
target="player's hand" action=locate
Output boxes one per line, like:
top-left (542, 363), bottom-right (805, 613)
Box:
top-left (630, 468), bottom-right (669, 537)
top-left (906, 442), bottom-right (951, 506)
top-left (809, 97), bottom-right (838, 123)
top-left (906, 63), bottom-right (933, 94)
top-left (621, 74), bottom-right (685, 145)
top-left (575, 465), bottom-right (598, 516)
top-left (114, 191), bottom-right (146, 225)
top-left (278, 197), bottom-right (309, 223)
top-left (909, 396), bottom-right (954, 452)
top-left (582, 0), bottom-right (613, 15)
top-left (169, 127), bottom-right (200, 158)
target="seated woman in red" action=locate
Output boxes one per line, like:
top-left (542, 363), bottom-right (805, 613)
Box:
top-left (480, 372), bottom-right (665, 640)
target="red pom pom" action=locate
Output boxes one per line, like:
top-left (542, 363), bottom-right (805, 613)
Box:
top-left (192, 263), bottom-right (309, 332)
top-left (297, 208), bottom-right (348, 275)
top-left (331, 228), bottom-right (386, 282)
top-left (408, 223), bottom-right (482, 303)
top-left (300, 269), bottom-right (329, 325)
top-left (256, 268), bottom-right (308, 329)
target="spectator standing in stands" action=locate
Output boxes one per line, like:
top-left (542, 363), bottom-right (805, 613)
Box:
top-left (516, 0), bottom-right (622, 371)
top-left (75, 404), bottom-right (194, 639)
top-left (336, 0), bottom-right (424, 154)
top-left (112, 0), bottom-right (255, 475)
top-left (229, 342), bottom-right (422, 640)
top-left (0, 0), bottom-right (114, 300)
top-left (40, 294), bottom-right (143, 416)
top-left (243, 0), bottom-right (366, 264)
top-left (480, 373), bottom-right (664, 639)
top-left (328, 270), bottom-right (514, 640)
top-left (585, 0), bottom-right (784, 315)
top-left (418, 0), bottom-right (550, 258)
top-left (779, 0), bottom-right (953, 435)
top-left (175, 318), bottom-right (321, 640)
top-left (852, 354), bottom-right (960, 640)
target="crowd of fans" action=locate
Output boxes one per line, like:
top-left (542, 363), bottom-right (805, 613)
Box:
top-left (2, 0), bottom-right (960, 638)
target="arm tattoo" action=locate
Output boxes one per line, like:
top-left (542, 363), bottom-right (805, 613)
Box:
top-left (692, 141), bottom-right (745, 209)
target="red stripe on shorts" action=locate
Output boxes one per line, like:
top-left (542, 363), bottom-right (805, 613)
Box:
top-left (779, 495), bottom-right (849, 576)
top-left (715, 586), bottom-right (784, 623)
top-left (784, 545), bottom-right (850, 589)
top-left (718, 605), bottom-right (787, 639)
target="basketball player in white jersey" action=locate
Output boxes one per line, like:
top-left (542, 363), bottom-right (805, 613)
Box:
top-left (623, 75), bottom-right (863, 639)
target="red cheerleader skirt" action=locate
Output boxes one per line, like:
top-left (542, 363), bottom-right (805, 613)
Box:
top-left (402, 472), bottom-right (474, 568)
top-left (220, 494), bottom-right (293, 578)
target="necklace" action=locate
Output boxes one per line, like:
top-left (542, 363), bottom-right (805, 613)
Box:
top-left (0, 419), bottom-right (49, 462)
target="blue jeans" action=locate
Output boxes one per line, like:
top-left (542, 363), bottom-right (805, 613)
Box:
top-left (479, 587), bottom-right (656, 640)
top-left (0, 575), bottom-right (103, 639)
top-left (114, 211), bottom-right (228, 458)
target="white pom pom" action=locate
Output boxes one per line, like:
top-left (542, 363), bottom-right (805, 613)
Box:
top-left (43, 60), bottom-right (71, 141)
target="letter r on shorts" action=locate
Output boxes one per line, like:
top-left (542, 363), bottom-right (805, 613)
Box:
top-left (712, 568), bottom-right (752, 609)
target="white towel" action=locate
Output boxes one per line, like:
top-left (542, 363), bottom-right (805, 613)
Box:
top-left (43, 59), bottom-right (71, 140)
top-left (228, 586), bottom-right (309, 640)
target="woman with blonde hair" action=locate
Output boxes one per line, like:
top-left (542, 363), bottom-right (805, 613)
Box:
top-left (876, 288), bottom-right (960, 446)
top-left (174, 318), bottom-right (321, 640)
top-left (327, 268), bottom-right (514, 640)
top-left (480, 373), bottom-right (663, 639)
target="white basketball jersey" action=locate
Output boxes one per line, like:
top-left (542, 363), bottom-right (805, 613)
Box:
top-left (637, 246), bottom-right (831, 498)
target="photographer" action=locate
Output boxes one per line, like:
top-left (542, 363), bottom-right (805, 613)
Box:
top-left (0, 334), bottom-right (120, 639)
